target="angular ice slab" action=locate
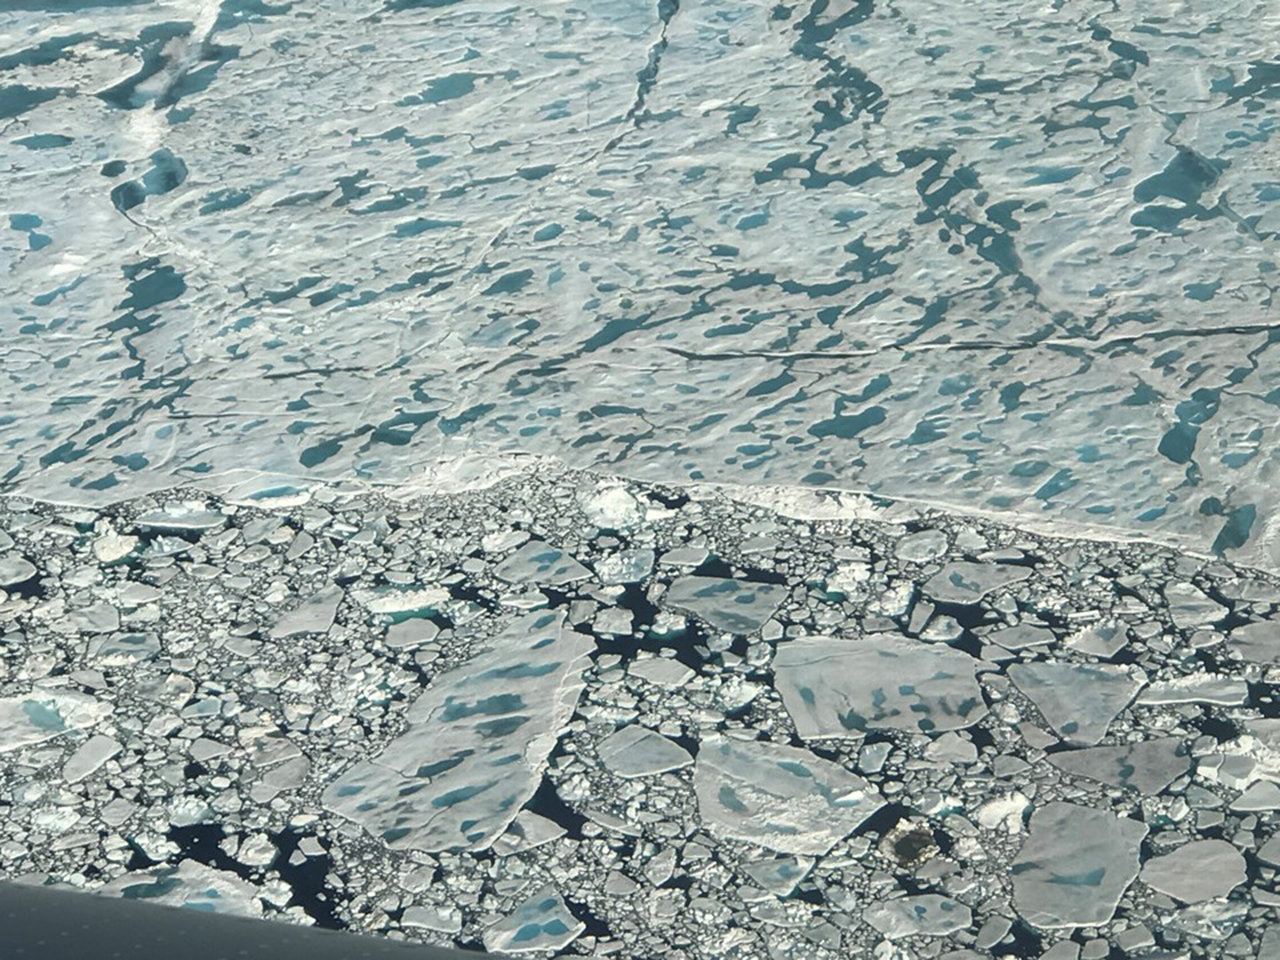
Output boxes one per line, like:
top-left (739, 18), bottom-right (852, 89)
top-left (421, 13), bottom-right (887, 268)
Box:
top-left (494, 541), bottom-right (591, 586)
top-left (597, 724), bottom-right (693, 779)
top-left (664, 576), bottom-right (787, 634)
top-left (693, 735), bottom-right (883, 855)
top-left (1046, 738), bottom-right (1191, 796)
top-left (0, 554), bottom-right (36, 587)
top-left (269, 585), bottom-right (344, 639)
top-left (1138, 839), bottom-right (1245, 903)
top-left (1011, 803), bottom-right (1147, 929)
top-left (1007, 661), bottom-right (1146, 746)
top-left (922, 562), bottom-right (1032, 603)
top-left (773, 633), bottom-right (987, 736)
top-left (482, 884), bottom-right (584, 955)
top-left (322, 610), bottom-right (593, 853)
top-left (0, 689), bottom-right (111, 753)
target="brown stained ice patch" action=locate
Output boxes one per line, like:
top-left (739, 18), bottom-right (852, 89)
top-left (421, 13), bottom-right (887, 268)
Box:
top-left (922, 562), bottom-right (1032, 603)
top-left (321, 609), bottom-right (593, 853)
top-left (693, 735), bottom-right (884, 856)
top-left (1007, 661), bottom-right (1146, 746)
top-left (1046, 738), bottom-right (1191, 796)
top-left (1138, 839), bottom-right (1245, 903)
top-left (772, 632), bottom-right (988, 736)
top-left (1011, 802), bottom-right (1147, 929)
top-left (663, 575), bottom-right (787, 634)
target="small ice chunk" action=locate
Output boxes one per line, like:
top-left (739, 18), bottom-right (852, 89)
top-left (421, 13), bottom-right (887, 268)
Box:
top-left (384, 617), bottom-right (439, 649)
top-left (773, 632), bottom-right (987, 736)
top-left (1007, 661), bottom-right (1146, 746)
top-left (492, 810), bottom-right (567, 856)
top-left (494, 540), bottom-right (591, 586)
top-left (482, 884), bottom-right (584, 954)
top-left (1139, 839), bottom-right (1245, 902)
top-left (1230, 780), bottom-right (1280, 811)
top-left (134, 504), bottom-right (226, 532)
top-left (664, 576), bottom-right (786, 633)
top-left (1228, 621), bottom-right (1280, 663)
top-left (594, 548), bottom-right (655, 584)
top-left (987, 623), bottom-right (1055, 651)
top-left (403, 903), bottom-right (462, 934)
top-left (694, 735), bottom-right (883, 855)
top-left (98, 860), bottom-right (262, 918)
top-left (1046, 738), bottom-right (1190, 796)
top-left (580, 484), bottom-right (643, 531)
top-left (1138, 675), bottom-right (1248, 706)
top-left (351, 584), bottom-right (448, 614)
top-left (922, 561), bottom-right (1031, 603)
top-left (0, 554), bottom-right (36, 586)
top-left (597, 724), bottom-right (692, 778)
top-left (269, 585), bottom-right (343, 639)
top-left (62, 734), bottom-right (122, 783)
top-left (87, 632), bottom-right (161, 664)
top-left (1163, 582), bottom-right (1226, 629)
top-left (1064, 621), bottom-right (1129, 658)
top-left (742, 856), bottom-right (813, 897)
top-left (1011, 803), bottom-right (1146, 928)
top-left (895, 529), bottom-right (949, 563)
top-left (628, 656), bottom-right (694, 688)
top-left (863, 894), bottom-right (973, 939)
top-left (1258, 833), bottom-right (1280, 866)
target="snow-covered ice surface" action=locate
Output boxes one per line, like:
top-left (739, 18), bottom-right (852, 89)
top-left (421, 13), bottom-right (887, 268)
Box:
top-left (5, 0), bottom-right (1280, 958)
top-left (3, 465), bottom-right (1280, 959)
top-left (3, 0), bottom-right (1280, 573)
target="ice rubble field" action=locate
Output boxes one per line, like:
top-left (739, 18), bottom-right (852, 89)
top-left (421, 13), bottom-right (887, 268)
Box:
top-left (5, 0), bottom-right (1280, 958)
top-left (3, 0), bottom-right (1280, 566)
top-left (5, 465), bottom-right (1280, 959)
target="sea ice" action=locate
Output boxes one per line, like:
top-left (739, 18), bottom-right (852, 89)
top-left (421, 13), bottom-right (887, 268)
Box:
top-left (1007, 661), bottom-right (1146, 746)
top-left (664, 576), bottom-right (787, 634)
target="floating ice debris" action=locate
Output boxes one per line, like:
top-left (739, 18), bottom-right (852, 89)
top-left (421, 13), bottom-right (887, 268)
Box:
top-left (1138, 840), bottom-right (1245, 903)
top-left (597, 724), bottom-right (693, 779)
top-left (402, 903), bottom-right (463, 935)
top-left (894, 529), bottom-right (950, 564)
top-left (1046, 738), bottom-right (1190, 796)
top-left (922, 561), bottom-right (1031, 603)
top-left (863, 894), bottom-right (973, 939)
top-left (1138, 675), bottom-right (1248, 706)
top-left (133, 504), bottom-right (226, 533)
top-left (322, 610), bottom-right (593, 852)
top-left (772, 632), bottom-right (987, 736)
top-left (741, 856), bottom-right (814, 897)
top-left (594, 548), bottom-right (655, 584)
top-left (269, 585), bottom-right (343, 639)
top-left (987, 623), bottom-right (1055, 651)
top-left (1163, 582), bottom-right (1226, 629)
top-left (0, 689), bottom-right (111, 753)
top-left (86, 632), bottom-right (160, 665)
top-left (491, 810), bottom-right (567, 856)
top-left (1229, 780), bottom-right (1280, 811)
top-left (627, 656), bottom-right (694, 688)
top-left (494, 540), bottom-right (591, 586)
top-left (62, 734), bottom-right (122, 783)
top-left (350, 584), bottom-right (448, 615)
top-left (0, 554), bottom-right (36, 587)
top-left (482, 883), bottom-right (584, 954)
top-left (97, 860), bottom-right (264, 918)
top-left (693, 735), bottom-right (883, 855)
top-left (579, 483), bottom-right (644, 531)
top-left (1007, 661), bottom-right (1146, 746)
top-left (1064, 621), bottom-right (1129, 658)
top-left (91, 525), bottom-right (137, 563)
top-left (664, 575), bottom-right (787, 634)
top-left (1011, 802), bottom-right (1147, 929)
top-left (1227, 620), bottom-right (1280, 663)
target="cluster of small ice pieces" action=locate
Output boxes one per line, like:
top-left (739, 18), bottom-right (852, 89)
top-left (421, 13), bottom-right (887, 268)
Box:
top-left (5, 462), bottom-right (1280, 960)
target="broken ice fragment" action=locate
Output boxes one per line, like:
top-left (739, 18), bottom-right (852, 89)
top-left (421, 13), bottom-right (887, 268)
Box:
top-left (351, 584), bottom-right (448, 615)
top-left (895, 529), bottom-right (949, 563)
top-left (863, 894), bottom-right (973, 939)
top-left (1228, 621), bottom-right (1280, 663)
top-left (1064, 621), bottom-right (1129, 658)
top-left (0, 689), bottom-right (111, 753)
top-left (62, 734), bottom-right (122, 783)
top-left (628, 656), bottom-right (694, 688)
top-left (1138, 839), bottom-right (1245, 903)
top-left (269, 585), bottom-right (343, 639)
top-left (482, 883), bottom-right (584, 954)
top-left (693, 735), bottom-right (883, 855)
top-left (664, 575), bottom-right (786, 633)
top-left (87, 632), bottom-right (160, 664)
top-left (1137, 675), bottom-right (1248, 706)
top-left (1230, 780), bottom-right (1280, 811)
top-left (494, 540), bottom-right (591, 586)
top-left (594, 548), bottom-right (655, 584)
top-left (492, 810), bottom-right (566, 856)
top-left (597, 724), bottom-right (693, 778)
top-left (134, 504), bottom-right (226, 533)
top-left (1011, 802), bottom-right (1146, 928)
top-left (0, 553), bottom-right (37, 586)
top-left (987, 623), bottom-right (1055, 651)
top-left (1163, 582), bottom-right (1226, 629)
top-left (922, 561), bottom-right (1031, 603)
top-left (322, 610), bottom-right (593, 852)
top-left (742, 856), bottom-right (814, 897)
top-left (97, 860), bottom-right (263, 918)
top-left (1007, 661), bottom-right (1146, 746)
top-left (1046, 738), bottom-right (1190, 796)
top-left (773, 632), bottom-right (987, 736)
